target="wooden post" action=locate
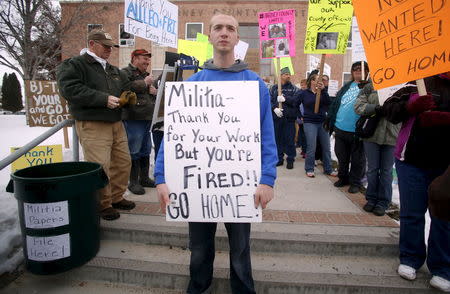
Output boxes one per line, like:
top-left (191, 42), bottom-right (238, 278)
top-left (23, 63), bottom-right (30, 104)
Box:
top-left (361, 60), bottom-right (365, 81)
top-left (314, 54), bottom-right (326, 114)
top-left (416, 78), bottom-right (427, 96)
top-left (277, 57), bottom-right (283, 109)
top-left (63, 126), bottom-right (70, 149)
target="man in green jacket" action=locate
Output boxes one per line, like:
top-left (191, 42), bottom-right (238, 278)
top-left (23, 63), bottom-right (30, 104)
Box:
top-left (121, 49), bottom-right (157, 195)
top-left (57, 29), bottom-right (136, 221)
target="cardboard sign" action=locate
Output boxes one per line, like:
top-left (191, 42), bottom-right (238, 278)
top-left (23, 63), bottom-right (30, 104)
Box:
top-left (26, 234), bottom-right (71, 261)
top-left (25, 81), bottom-right (71, 127)
top-left (353, 0), bottom-right (450, 90)
top-left (235, 40), bottom-right (249, 61)
top-left (304, 0), bottom-right (353, 54)
top-left (164, 81), bottom-right (262, 222)
top-left (11, 145), bottom-right (63, 172)
top-left (24, 201), bottom-right (69, 229)
top-left (178, 39), bottom-right (209, 66)
top-left (309, 55), bottom-right (331, 77)
top-left (124, 0), bottom-right (178, 48)
top-left (351, 16), bottom-right (367, 63)
top-left (259, 9), bottom-right (296, 59)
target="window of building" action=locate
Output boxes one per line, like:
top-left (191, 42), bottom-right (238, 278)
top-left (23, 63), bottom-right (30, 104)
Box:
top-left (119, 24), bottom-right (135, 47)
top-left (185, 23), bottom-right (203, 40)
top-left (342, 72), bottom-right (352, 84)
top-left (87, 24), bottom-right (103, 32)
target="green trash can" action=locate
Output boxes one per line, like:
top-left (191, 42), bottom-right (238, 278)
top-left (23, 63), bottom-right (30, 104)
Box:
top-left (6, 161), bottom-right (108, 275)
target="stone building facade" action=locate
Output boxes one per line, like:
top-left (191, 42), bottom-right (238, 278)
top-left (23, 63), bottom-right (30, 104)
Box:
top-left (60, 0), bottom-right (354, 87)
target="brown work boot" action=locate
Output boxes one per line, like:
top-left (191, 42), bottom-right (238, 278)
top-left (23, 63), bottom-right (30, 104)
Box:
top-left (112, 199), bottom-right (136, 210)
top-left (101, 207), bottom-right (120, 221)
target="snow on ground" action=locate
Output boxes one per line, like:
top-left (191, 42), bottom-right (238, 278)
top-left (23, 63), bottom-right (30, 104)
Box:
top-left (0, 115), bottom-right (75, 275)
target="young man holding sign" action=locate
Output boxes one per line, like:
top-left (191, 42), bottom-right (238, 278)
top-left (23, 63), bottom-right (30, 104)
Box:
top-left (155, 14), bottom-right (278, 294)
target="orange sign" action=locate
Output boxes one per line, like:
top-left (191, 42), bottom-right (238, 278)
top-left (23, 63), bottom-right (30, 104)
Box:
top-left (353, 0), bottom-right (450, 90)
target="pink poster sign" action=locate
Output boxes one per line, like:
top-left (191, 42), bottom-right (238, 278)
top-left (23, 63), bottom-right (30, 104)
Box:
top-left (258, 9), bottom-right (296, 59)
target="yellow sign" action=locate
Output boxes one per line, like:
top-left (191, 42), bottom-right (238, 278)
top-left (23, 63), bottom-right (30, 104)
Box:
top-left (353, 0), bottom-right (450, 90)
top-left (196, 33), bottom-right (213, 60)
top-left (273, 57), bottom-right (295, 76)
top-left (11, 145), bottom-right (63, 172)
top-left (304, 0), bottom-right (353, 54)
top-left (178, 39), bottom-right (209, 67)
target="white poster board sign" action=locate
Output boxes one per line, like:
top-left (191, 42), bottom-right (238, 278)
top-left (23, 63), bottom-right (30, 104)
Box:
top-left (26, 233), bottom-right (71, 261)
top-left (124, 0), bottom-right (178, 48)
top-left (351, 16), bottom-right (367, 63)
top-left (309, 55), bottom-right (331, 78)
top-left (234, 40), bottom-right (249, 61)
top-left (327, 80), bottom-right (339, 97)
top-left (24, 201), bottom-right (69, 229)
top-left (164, 81), bottom-right (262, 222)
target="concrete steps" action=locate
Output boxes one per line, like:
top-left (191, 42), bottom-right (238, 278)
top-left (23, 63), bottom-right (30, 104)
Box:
top-left (101, 213), bottom-right (399, 257)
top-left (67, 239), bottom-right (439, 294)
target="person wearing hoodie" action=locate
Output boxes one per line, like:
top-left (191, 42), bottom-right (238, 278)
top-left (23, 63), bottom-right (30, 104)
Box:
top-left (154, 14), bottom-right (278, 294)
top-left (383, 73), bottom-right (450, 292)
top-left (325, 61), bottom-right (368, 193)
top-left (270, 67), bottom-right (301, 169)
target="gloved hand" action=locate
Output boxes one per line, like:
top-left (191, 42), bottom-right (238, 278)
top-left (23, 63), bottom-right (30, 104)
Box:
top-left (119, 91), bottom-right (137, 107)
top-left (357, 80), bottom-right (369, 89)
top-left (375, 105), bottom-right (385, 117)
top-left (418, 111), bottom-right (450, 128)
top-left (277, 95), bottom-right (285, 103)
top-left (273, 108), bottom-right (283, 118)
top-left (407, 95), bottom-right (436, 115)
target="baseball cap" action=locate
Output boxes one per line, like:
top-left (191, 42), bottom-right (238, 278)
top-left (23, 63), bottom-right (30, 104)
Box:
top-left (131, 49), bottom-right (152, 58)
top-left (88, 29), bottom-right (119, 48)
top-left (280, 67), bottom-right (291, 75)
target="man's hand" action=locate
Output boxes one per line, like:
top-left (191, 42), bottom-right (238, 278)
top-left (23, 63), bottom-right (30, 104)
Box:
top-left (149, 85), bottom-right (157, 95)
top-left (277, 95), bottom-right (286, 103)
top-left (254, 184), bottom-right (274, 209)
top-left (156, 184), bottom-right (170, 213)
top-left (107, 96), bottom-right (120, 109)
top-left (274, 108), bottom-right (283, 118)
top-left (407, 95), bottom-right (436, 114)
top-left (144, 74), bottom-right (154, 86)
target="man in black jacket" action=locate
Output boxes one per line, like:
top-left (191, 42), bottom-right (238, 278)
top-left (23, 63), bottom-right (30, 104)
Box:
top-left (57, 30), bottom-right (135, 221)
top-left (271, 67), bottom-right (301, 169)
top-left (121, 49), bottom-right (157, 194)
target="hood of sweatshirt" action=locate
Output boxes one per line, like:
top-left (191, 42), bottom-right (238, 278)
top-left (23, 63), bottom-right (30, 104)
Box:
top-left (201, 59), bottom-right (249, 72)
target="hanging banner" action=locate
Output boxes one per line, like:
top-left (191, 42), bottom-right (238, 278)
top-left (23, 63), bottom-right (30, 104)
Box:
top-left (353, 0), bottom-right (450, 90)
top-left (164, 81), bottom-right (262, 223)
top-left (259, 9), bottom-right (296, 59)
top-left (351, 16), bottom-right (367, 63)
top-left (304, 0), bottom-right (353, 54)
top-left (25, 81), bottom-right (71, 127)
top-left (124, 0), bottom-right (178, 48)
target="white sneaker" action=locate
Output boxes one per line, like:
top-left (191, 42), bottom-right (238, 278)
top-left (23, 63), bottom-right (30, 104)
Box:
top-left (430, 276), bottom-right (450, 292)
top-left (398, 264), bottom-right (416, 280)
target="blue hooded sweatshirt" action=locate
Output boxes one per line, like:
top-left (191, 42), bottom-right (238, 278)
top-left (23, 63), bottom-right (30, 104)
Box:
top-left (154, 59), bottom-right (278, 187)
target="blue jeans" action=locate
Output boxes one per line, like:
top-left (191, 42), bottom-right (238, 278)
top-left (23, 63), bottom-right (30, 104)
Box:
top-left (273, 119), bottom-right (296, 162)
top-left (297, 123), bottom-right (307, 152)
top-left (396, 159), bottom-right (450, 280)
top-left (303, 122), bottom-right (332, 173)
top-left (364, 142), bottom-right (395, 209)
top-left (123, 120), bottom-right (152, 160)
top-left (187, 222), bottom-right (255, 294)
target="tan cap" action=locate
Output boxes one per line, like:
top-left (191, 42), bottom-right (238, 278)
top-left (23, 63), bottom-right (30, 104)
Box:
top-left (88, 29), bottom-right (119, 48)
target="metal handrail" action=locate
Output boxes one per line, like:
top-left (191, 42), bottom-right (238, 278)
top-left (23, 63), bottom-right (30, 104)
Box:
top-left (0, 119), bottom-right (79, 171)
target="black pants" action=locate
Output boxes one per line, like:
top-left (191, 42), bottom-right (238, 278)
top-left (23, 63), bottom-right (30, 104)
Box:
top-left (187, 222), bottom-right (255, 294)
top-left (334, 127), bottom-right (366, 186)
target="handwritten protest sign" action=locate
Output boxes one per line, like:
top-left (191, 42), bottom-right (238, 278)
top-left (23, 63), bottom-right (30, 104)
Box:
top-left (178, 39), bottom-right (209, 67)
top-left (164, 81), bottom-right (261, 222)
top-left (235, 40), bottom-right (249, 61)
top-left (309, 55), bottom-right (331, 77)
top-left (353, 0), bottom-right (450, 90)
top-left (124, 0), bottom-right (178, 48)
top-left (259, 9), bottom-right (296, 59)
top-left (25, 81), bottom-right (70, 127)
top-left (351, 17), bottom-right (367, 63)
top-left (304, 0), bottom-right (353, 54)
top-left (11, 145), bottom-right (63, 172)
